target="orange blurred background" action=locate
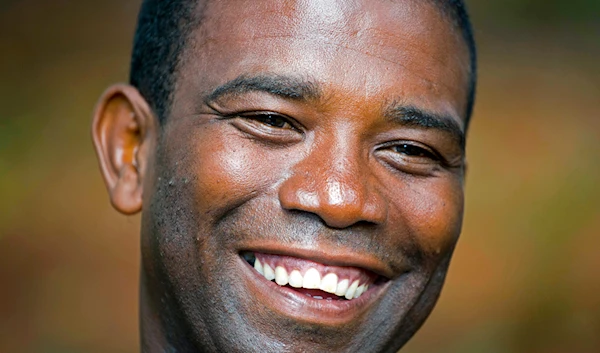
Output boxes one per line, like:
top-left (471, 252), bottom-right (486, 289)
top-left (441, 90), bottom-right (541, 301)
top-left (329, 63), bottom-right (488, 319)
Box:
top-left (0, 1), bottom-right (598, 352)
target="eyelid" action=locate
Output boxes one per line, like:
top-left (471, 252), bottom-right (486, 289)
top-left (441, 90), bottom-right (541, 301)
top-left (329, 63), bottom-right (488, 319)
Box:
top-left (225, 111), bottom-right (305, 145)
top-left (378, 140), bottom-right (439, 158)
top-left (227, 111), bottom-right (304, 132)
top-left (376, 140), bottom-right (463, 173)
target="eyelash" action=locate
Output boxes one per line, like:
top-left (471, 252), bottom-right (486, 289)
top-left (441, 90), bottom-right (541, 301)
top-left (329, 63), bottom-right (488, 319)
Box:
top-left (224, 111), bottom-right (305, 145)
top-left (393, 143), bottom-right (440, 161)
top-left (376, 141), bottom-right (449, 176)
top-left (246, 113), bottom-right (295, 130)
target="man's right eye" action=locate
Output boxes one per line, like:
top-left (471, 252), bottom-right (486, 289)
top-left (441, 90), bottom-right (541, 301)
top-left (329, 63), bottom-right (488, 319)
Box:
top-left (227, 112), bottom-right (304, 144)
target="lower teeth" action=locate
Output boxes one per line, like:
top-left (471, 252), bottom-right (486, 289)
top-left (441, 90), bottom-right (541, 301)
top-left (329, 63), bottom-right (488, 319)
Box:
top-left (291, 287), bottom-right (345, 300)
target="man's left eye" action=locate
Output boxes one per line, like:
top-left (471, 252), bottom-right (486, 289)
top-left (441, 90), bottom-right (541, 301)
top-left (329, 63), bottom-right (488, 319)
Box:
top-left (251, 114), bottom-right (293, 129)
top-left (394, 143), bottom-right (438, 160)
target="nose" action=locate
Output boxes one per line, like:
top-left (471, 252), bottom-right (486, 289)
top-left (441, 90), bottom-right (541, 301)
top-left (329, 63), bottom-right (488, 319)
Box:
top-left (278, 136), bottom-right (387, 229)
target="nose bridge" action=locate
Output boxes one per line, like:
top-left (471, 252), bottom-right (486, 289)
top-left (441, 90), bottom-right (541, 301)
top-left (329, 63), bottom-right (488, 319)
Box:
top-left (278, 127), bottom-right (386, 228)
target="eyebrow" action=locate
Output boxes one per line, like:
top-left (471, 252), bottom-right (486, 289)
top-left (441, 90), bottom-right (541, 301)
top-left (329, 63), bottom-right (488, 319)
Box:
top-left (205, 74), bottom-right (322, 103)
top-left (385, 105), bottom-right (465, 149)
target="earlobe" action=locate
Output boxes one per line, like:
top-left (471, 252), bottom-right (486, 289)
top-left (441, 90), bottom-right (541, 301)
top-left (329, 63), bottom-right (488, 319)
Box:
top-left (91, 84), bottom-right (157, 215)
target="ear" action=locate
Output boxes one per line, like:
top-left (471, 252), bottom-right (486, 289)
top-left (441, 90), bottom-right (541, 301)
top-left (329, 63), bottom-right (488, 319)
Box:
top-left (91, 84), bottom-right (158, 215)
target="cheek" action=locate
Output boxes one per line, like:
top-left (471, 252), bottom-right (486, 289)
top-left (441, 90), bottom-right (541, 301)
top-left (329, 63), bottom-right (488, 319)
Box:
top-left (391, 178), bottom-right (464, 256)
top-left (169, 123), bottom-right (284, 217)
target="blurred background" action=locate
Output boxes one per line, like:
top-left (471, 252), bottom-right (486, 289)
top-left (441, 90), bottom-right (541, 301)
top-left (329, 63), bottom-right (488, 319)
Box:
top-left (0, 0), bottom-right (598, 352)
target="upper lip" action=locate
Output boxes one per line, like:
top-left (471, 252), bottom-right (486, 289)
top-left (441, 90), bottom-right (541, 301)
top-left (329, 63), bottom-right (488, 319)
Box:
top-left (240, 243), bottom-right (399, 280)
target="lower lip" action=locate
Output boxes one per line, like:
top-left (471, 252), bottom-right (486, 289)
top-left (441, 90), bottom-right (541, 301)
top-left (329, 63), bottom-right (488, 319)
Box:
top-left (239, 255), bottom-right (387, 325)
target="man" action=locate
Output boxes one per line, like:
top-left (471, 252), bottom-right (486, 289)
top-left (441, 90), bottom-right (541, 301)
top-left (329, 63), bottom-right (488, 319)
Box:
top-left (92, 0), bottom-right (476, 351)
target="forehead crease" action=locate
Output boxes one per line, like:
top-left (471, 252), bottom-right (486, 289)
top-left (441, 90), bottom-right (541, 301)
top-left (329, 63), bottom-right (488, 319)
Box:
top-left (196, 32), bottom-right (460, 96)
top-left (301, 36), bottom-right (452, 93)
top-left (360, 25), bottom-right (466, 66)
top-left (199, 0), bottom-right (295, 35)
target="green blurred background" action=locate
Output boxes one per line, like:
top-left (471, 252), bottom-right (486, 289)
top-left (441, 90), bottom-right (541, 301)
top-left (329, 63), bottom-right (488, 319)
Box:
top-left (0, 1), bottom-right (598, 352)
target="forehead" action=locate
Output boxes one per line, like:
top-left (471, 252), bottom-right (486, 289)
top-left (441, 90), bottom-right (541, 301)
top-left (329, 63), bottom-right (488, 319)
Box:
top-left (176, 0), bottom-right (470, 123)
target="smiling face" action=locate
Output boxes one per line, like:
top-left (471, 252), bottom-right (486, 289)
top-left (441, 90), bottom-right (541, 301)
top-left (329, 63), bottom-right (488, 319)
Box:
top-left (121, 0), bottom-right (470, 351)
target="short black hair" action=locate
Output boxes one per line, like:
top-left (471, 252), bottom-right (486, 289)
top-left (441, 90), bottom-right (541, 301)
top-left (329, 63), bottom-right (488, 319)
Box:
top-left (130, 0), bottom-right (476, 126)
top-left (129, 0), bottom-right (200, 124)
top-left (436, 0), bottom-right (478, 126)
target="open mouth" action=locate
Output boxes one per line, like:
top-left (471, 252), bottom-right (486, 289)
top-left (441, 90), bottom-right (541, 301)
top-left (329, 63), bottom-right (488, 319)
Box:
top-left (242, 251), bottom-right (385, 301)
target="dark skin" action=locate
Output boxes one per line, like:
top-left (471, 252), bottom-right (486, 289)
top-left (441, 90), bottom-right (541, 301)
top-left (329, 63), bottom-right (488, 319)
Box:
top-left (92, 0), bottom-right (470, 351)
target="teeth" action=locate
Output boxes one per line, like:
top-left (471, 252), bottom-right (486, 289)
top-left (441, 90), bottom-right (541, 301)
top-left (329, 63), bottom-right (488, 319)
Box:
top-left (319, 273), bottom-right (338, 294)
top-left (345, 280), bottom-right (360, 300)
top-left (254, 258), bottom-right (264, 275)
top-left (250, 257), bottom-right (369, 300)
top-left (335, 279), bottom-right (349, 296)
top-left (275, 266), bottom-right (288, 286)
top-left (303, 268), bottom-right (321, 289)
top-left (263, 263), bottom-right (275, 281)
top-left (354, 284), bottom-right (366, 299)
top-left (289, 270), bottom-right (303, 288)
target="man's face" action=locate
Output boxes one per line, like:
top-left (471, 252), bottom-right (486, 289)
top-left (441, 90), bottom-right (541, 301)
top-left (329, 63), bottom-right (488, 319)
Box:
top-left (142, 0), bottom-right (469, 351)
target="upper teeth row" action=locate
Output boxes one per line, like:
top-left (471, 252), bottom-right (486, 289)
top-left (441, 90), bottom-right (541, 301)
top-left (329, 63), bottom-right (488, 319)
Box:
top-left (254, 258), bottom-right (368, 300)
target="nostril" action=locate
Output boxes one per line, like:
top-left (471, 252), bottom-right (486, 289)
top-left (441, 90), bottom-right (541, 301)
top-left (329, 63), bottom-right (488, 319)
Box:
top-left (352, 220), bottom-right (378, 228)
top-left (322, 220), bottom-right (378, 231)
